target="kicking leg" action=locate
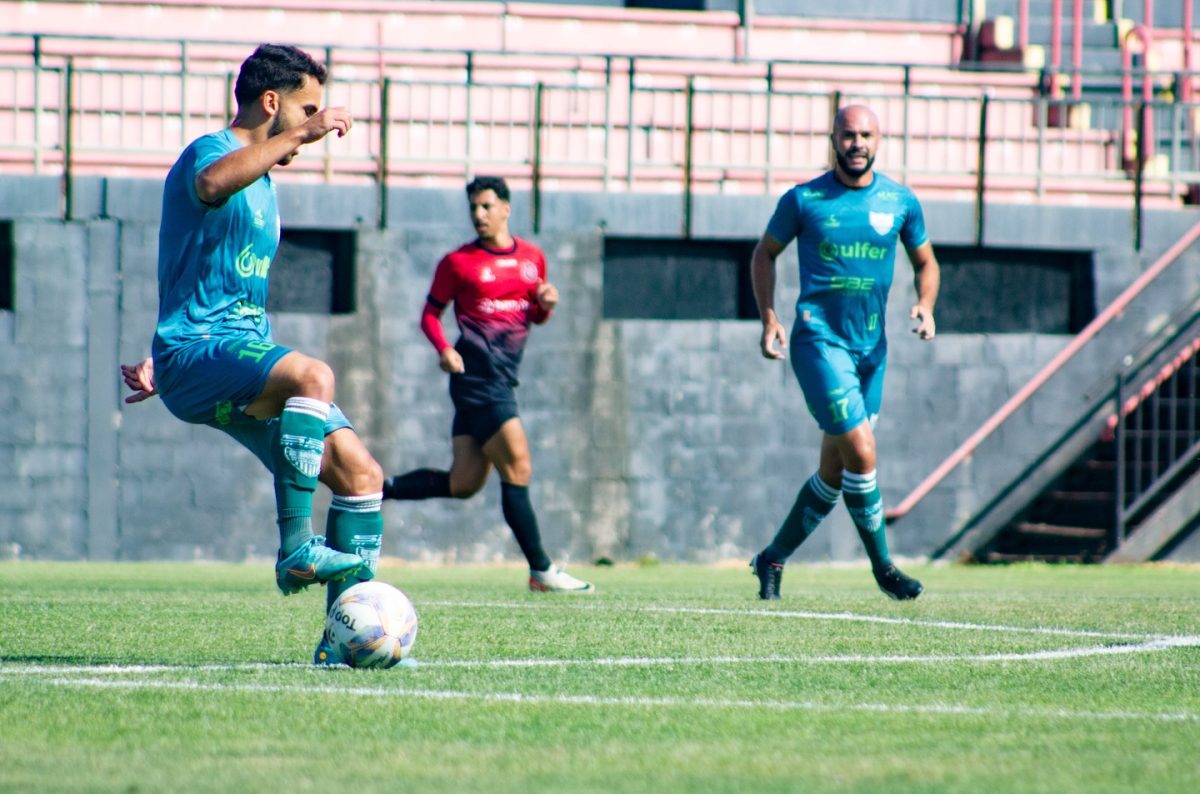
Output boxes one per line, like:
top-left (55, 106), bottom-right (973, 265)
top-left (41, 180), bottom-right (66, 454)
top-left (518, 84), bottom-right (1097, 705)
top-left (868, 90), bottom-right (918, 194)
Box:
top-left (255, 353), bottom-right (366, 595)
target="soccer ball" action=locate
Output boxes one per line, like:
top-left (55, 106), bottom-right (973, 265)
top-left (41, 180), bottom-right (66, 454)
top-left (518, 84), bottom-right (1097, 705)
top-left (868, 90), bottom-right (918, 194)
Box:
top-left (325, 581), bottom-right (418, 669)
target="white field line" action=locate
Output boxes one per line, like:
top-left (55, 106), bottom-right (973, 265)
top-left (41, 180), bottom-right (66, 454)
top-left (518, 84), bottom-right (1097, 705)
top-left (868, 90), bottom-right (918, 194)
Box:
top-left (18, 675), bottom-right (1200, 724)
top-left (421, 600), bottom-right (1175, 641)
top-left (2, 635), bottom-right (1197, 678)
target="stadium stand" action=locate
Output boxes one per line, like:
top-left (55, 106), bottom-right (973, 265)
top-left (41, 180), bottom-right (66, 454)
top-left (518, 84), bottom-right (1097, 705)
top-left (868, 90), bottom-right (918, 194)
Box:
top-left (0, 0), bottom-right (1196, 204)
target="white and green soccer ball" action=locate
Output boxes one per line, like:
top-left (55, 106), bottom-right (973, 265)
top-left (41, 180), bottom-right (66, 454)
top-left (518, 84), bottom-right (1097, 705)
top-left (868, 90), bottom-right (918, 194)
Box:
top-left (325, 581), bottom-right (418, 669)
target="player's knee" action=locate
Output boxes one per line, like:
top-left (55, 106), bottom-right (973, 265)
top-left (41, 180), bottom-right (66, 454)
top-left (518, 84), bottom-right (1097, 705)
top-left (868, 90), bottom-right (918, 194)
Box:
top-left (449, 479), bottom-right (484, 499)
top-left (506, 458), bottom-right (532, 486)
top-left (295, 358), bottom-right (335, 401)
top-left (360, 456), bottom-right (384, 493)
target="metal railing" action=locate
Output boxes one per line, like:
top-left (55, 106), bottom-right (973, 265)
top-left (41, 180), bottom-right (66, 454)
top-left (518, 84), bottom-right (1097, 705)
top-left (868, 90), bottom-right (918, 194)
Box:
top-left (1111, 315), bottom-right (1200, 545)
top-left (888, 219), bottom-right (1200, 524)
top-left (3, 51), bottom-right (1200, 235)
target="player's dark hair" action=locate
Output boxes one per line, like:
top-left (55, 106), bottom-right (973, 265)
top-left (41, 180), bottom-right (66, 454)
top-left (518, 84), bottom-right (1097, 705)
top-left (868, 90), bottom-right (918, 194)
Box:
top-left (466, 176), bottom-right (510, 202)
top-left (234, 44), bottom-right (327, 108)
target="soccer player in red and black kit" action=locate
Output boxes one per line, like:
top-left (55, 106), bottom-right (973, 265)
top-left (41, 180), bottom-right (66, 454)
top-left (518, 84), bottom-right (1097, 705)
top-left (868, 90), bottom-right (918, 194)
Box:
top-left (383, 176), bottom-right (594, 593)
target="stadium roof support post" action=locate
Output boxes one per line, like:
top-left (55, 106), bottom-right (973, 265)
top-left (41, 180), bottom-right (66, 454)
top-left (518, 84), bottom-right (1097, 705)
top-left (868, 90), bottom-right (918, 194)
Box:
top-left (975, 94), bottom-right (989, 247)
top-left (378, 77), bottom-right (390, 230)
top-left (683, 76), bottom-right (695, 240)
top-left (1134, 101), bottom-right (1146, 252)
top-left (63, 58), bottom-right (73, 222)
top-left (532, 81), bottom-right (544, 236)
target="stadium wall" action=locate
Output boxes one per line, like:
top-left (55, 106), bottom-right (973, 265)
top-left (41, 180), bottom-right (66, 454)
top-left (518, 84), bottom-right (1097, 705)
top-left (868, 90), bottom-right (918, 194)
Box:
top-left (1, 174), bottom-right (1196, 566)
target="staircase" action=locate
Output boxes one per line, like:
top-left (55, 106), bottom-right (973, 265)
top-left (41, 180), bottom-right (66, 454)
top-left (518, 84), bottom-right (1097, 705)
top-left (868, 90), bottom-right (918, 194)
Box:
top-left (979, 316), bottom-right (1200, 563)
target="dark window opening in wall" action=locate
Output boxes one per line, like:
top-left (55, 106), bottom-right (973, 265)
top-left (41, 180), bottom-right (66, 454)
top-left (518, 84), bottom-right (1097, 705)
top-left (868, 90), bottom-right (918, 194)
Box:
top-left (934, 246), bottom-right (1095, 334)
top-left (267, 229), bottom-right (356, 314)
top-left (626, 1), bottom-right (707, 10)
top-left (603, 237), bottom-right (759, 320)
top-left (0, 221), bottom-right (12, 311)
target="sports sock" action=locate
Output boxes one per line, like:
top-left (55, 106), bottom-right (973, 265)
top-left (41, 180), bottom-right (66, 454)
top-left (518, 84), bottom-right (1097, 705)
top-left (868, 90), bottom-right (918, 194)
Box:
top-left (324, 491), bottom-right (384, 611)
top-left (762, 472), bottom-right (841, 563)
top-left (500, 482), bottom-right (553, 573)
top-left (273, 397), bottom-right (329, 555)
top-left (842, 469), bottom-right (891, 570)
top-left (383, 468), bottom-right (452, 500)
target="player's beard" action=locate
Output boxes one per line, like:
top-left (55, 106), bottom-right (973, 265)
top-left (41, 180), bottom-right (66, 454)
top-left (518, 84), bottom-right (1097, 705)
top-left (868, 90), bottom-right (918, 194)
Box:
top-left (269, 114), bottom-right (297, 165)
top-left (836, 149), bottom-right (875, 178)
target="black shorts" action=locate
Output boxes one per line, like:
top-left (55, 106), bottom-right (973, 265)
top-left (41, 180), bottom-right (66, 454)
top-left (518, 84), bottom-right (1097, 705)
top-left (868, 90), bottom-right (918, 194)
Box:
top-left (449, 375), bottom-right (519, 445)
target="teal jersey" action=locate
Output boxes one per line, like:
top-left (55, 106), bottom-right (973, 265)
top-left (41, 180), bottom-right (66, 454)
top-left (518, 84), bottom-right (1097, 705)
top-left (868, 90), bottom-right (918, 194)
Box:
top-left (766, 171), bottom-right (928, 353)
top-left (152, 129), bottom-right (279, 357)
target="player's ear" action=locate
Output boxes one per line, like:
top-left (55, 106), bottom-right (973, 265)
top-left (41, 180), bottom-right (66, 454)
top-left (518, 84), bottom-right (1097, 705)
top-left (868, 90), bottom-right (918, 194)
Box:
top-left (261, 90), bottom-right (280, 117)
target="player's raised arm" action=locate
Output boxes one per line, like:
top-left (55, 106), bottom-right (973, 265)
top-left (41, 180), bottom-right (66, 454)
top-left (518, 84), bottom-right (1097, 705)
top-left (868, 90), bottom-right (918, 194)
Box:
top-left (907, 241), bottom-right (940, 340)
top-left (751, 232), bottom-right (789, 360)
top-left (195, 108), bottom-right (352, 205)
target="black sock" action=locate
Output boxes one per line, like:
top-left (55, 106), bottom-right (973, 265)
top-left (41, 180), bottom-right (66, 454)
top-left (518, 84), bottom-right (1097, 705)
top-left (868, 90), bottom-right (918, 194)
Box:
top-left (383, 468), bottom-right (451, 500)
top-left (500, 482), bottom-right (552, 572)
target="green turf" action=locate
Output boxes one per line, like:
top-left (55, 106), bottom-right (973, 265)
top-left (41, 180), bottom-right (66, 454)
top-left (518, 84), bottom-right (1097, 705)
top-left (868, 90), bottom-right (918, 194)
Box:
top-left (1, 561), bottom-right (1197, 793)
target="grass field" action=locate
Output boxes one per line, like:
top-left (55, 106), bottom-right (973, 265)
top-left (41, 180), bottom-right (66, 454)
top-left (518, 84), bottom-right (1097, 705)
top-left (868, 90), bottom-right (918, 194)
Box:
top-left (1, 561), bottom-right (1198, 793)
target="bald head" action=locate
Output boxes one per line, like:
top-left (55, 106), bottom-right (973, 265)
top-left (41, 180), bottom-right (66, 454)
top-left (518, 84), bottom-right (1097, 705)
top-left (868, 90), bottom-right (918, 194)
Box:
top-left (833, 104), bottom-right (880, 136)
top-left (831, 104), bottom-right (880, 185)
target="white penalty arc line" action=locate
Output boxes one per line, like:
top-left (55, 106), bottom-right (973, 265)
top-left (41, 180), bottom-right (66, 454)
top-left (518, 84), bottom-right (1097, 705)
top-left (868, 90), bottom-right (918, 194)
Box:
top-left (18, 675), bottom-right (1200, 724)
top-left (2, 635), bottom-right (1197, 678)
top-left (422, 600), bottom-right (1177, 642)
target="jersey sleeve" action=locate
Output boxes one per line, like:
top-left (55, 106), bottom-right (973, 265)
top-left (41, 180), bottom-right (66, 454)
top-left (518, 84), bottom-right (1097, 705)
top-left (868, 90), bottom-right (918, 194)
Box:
top-left (185, 134), bottom-right (235, 211)
top-left (528, 249), bottom-right (552, 325)
top-left (427, 254), bottom-right (458, 309)
top-left (900, 192), bottom-right (929, 250)
top-left (764, 188), bottom-right (802, 246)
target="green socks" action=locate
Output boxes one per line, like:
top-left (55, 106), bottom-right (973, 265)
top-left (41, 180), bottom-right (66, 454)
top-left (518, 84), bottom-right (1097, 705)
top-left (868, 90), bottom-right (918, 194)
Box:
top-left (763, 473), bottom-right (840, 563)
top-left (274, 397), bottom-right (329, 555)
top-left (842, 469), bottom-right (891, 570)
top-left (325, 491), bottom-right (384, 610)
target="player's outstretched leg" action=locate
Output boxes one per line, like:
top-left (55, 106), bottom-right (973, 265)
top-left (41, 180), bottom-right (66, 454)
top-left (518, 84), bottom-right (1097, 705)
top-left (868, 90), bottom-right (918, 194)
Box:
top-left (272, 397), bottom-right (365, 595)
top-left (382, 468), bottom-right (451, 500)
top-left (750, 473), bottom-right (840, 600)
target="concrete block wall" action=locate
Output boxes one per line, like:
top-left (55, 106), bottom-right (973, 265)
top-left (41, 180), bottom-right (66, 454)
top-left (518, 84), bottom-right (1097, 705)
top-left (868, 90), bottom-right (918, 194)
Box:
top-left (3, 174), bottom-right (1198, 564)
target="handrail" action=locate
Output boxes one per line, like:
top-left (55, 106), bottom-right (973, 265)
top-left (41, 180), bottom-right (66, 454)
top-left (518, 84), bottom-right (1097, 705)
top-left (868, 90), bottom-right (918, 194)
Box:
top-left (885, 217), bottom-right (1200, 521)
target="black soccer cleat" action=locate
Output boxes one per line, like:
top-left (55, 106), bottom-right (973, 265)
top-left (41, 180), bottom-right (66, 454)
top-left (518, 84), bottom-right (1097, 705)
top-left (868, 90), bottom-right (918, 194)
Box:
top-left (873, 564), bottom-right (923, 601)
top-left (750, 554), bottom-right (783, 600)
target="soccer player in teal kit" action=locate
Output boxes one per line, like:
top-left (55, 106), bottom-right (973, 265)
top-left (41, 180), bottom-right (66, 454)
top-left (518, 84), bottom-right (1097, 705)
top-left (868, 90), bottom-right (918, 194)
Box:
top-left (749, 104), bottom-right (940, 601)
top-left (121, 44), bottom-right (386, 663)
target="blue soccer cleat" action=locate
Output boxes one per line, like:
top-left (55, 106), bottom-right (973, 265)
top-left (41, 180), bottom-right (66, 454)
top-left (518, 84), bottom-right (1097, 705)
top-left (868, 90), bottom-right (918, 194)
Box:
top-left (313, 629), bottom-right (347, 667)
top-left (275, 536), bottom-right (366, 596)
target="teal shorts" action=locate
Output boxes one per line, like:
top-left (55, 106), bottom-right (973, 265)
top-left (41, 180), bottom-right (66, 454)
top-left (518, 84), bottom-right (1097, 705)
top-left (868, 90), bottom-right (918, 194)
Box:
top-left (154, 334), bottom-right (353, 472)
top-left (789, 332), bottom-right (886, 436)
